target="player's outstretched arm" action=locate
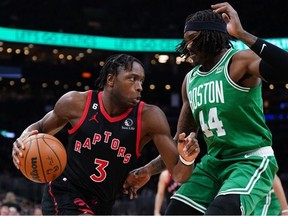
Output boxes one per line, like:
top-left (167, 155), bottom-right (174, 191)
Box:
top-left (11, 91), bottom-right (80, 169)
top-left (212, 2), bottom-right (288, 83)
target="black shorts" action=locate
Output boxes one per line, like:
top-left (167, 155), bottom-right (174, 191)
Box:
top-left (41, 177), bottom-right (113, 215)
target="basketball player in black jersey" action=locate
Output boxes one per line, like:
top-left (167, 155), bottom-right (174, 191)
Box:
top-left (12, 54), bottom-right (200, 215)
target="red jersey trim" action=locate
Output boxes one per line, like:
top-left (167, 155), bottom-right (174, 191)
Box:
top-left (136, 101), bottom-right (144, 157)
top-left (68, 90), bottom-right (92, 134)
top-left (98, 91), bottom-right (133, 122)
top-left (48, 181), bottom-right (59, 215)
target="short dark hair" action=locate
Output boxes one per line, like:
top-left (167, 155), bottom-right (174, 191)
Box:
top-left (176, 9), bottom-right (233, 59)
top-left (95, 54), bottom-right (144, 90)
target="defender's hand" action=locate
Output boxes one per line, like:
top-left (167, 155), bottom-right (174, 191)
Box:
top-left (177, 132), bottom-right (200, 164)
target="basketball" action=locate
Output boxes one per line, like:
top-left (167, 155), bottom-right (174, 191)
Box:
top-left (18, 133), bottom-right (67, 183)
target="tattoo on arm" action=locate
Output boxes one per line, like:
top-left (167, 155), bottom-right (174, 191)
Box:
top-left (148, 156), bottom-right (166, 175)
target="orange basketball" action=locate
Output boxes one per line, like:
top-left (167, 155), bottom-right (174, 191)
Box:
top-left (18, 133), bottom-right (67, 183)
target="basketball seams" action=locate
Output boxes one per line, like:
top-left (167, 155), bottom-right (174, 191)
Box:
top-left (44, 136), bottom-right (66, 151)
top-left (23, 138), bottom-right (32, 180)
top-left (42, 134), bottom-right (65, 174)
top-left (38, 134), bottom-right (48, 183)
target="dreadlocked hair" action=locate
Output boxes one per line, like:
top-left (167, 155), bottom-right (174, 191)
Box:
top-left (176, 9), bottom-right (233, 59)
top-left (95, 54), bottom-right (144, 90)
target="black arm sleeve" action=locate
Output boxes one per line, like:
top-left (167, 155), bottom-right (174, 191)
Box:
top-left (259, 61), bottom-right (284, 83)
top-left (250, 38), bottom-right (288, 83)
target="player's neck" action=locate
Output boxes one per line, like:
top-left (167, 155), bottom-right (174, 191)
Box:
top-left (101, 91), bottom-right (129, 117)
top-left (201, 48), bottom-right (228, 72)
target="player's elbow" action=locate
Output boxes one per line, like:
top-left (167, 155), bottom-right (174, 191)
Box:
top-left (171, 171), bottom-right (191, 183)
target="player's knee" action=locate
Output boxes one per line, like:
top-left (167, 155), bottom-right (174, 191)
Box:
top-left (205, 194), bottom-right (241, 215)
top-left (165, 199), bottom-right (202, 215)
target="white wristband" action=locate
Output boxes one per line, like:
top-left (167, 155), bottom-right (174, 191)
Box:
top-left (282, 209), bottom-right (288, 214)
top-left (179, 155), bottom-right (195, 166)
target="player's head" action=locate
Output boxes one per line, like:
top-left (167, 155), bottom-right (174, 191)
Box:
top-left (176, 9), bottom-right (233, 59)
top-left (96, 54), bottom-right (144, 90)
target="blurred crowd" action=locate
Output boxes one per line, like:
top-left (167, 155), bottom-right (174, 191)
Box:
top-left (0, 191), bottom-right (42, 216)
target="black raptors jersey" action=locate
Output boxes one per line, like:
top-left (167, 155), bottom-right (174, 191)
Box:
top-left (63, 90), bottom-right (143, 203)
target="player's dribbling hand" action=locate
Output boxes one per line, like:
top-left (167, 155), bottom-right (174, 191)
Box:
top-left (12, 130), bottom-right (38, 169)
top-left (178, 132), bottom-right (200, 163)
top-left (122, 167), bottom-right (151, 199)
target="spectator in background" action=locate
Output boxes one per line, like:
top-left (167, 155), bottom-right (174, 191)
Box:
top-left (1, 192), bottom-right (21, 215)
top-left (32, 205), bottom-right (42, 216)
top-left (0, 204), bottom-right (9, 215)
top-left (8, 206), bottom-right (20, 216)
top-left (154, 169), bottom-right (181, 216)
top-left (273, 175), bottom-right (288, 215)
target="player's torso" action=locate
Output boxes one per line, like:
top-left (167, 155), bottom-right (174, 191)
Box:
top-left (64, 90), bottom-right (142, 202)
top-left (186, 48), bottom-right (272, 157)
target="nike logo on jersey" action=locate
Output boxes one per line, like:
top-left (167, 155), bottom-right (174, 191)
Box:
top-left (260, 44), bottom-right (267, 54)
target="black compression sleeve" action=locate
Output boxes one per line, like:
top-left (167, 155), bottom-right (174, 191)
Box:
top-left (259, 61), bottom-right (283, 83)
top-left (250, 38), bottom-right (288, 82)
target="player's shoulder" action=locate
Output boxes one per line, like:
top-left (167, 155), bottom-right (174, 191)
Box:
top-left (141, 102), bottom-right (164, 115)
top-left (231, 48), bottom-right (259, 61)
top-left (141, 102), bottom-right (169, 127)
top-left (54, 90), bottom-right (91, 117)
top-left (61, 90), bottom-right (89, 99)
top-left (159, 169), bottom-right (170, 183)
top-left (160, 169), bottom-right (170, 178)
top-left (57, 90), bottom-right (90, 106)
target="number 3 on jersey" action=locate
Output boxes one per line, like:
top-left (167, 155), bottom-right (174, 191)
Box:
top-left (90, 158), bottom-right (109, 182)
top-left (199, 107), bottom-right (226, 137)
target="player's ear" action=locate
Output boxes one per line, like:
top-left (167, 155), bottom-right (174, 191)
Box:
top-left (106, 73), bottom-right (115, 87)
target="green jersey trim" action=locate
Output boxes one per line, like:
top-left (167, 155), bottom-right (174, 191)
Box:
top-left (171, 193), bottom-right (206, 213)
top-left (223, 49), bottom-right (250, 92)
top-left (195, 48), bottom-right (235, 76)
top-left (217, 157), bottom-right (269, 195)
